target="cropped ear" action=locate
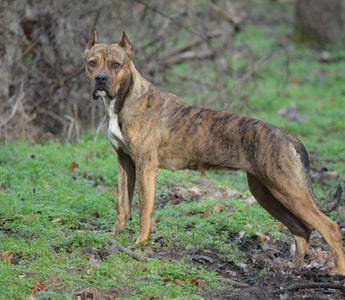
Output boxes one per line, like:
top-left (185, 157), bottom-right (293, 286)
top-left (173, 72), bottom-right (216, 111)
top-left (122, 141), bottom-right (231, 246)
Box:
top-left (119, 32), bottom-right (134, 59)
top-left (83, 31), bottom-right (97, 59)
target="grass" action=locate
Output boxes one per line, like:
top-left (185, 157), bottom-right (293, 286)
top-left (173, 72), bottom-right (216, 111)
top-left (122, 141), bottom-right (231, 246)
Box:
top-left (1, 10), bottom-right (345, 300)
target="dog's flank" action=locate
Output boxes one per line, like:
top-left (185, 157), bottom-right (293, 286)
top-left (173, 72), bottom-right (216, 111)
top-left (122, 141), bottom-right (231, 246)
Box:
top-left (84, 31), bottom-right (345, 275)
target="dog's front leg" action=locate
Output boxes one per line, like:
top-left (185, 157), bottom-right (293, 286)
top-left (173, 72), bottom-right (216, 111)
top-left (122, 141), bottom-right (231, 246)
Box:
top-left (113, 150), bottom-right (136, 236)
top-left (135, 160), bottom-right (158, 245)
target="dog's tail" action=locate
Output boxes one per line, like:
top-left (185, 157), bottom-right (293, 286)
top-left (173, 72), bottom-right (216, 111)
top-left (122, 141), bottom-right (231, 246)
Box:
top-left (312, 184), bottom-right (342, 213)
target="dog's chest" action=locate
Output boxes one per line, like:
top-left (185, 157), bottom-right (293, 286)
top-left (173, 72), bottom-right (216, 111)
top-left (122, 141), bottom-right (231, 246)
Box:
top-left (102, 97), bottom-right (128, 153)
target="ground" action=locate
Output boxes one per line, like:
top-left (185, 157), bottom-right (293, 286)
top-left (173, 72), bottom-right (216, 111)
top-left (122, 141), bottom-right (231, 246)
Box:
top-left (73, 167), bottom-right (345, 300)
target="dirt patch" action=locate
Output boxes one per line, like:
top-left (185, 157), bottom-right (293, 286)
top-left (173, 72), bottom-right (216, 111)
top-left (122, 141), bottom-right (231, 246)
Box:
top-left (150, 233), bottom-right (345, 299)
top-left (149, 175), bottom-right (345, 299)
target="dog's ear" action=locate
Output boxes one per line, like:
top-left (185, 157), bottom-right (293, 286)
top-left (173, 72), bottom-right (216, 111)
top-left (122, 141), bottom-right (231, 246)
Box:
top-left (83, 31), bottom-right (97, 59)
top-left (119, 32), bottom-right (134, 59)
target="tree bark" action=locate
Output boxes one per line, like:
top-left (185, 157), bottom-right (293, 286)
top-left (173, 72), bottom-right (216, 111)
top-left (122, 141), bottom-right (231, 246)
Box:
top-left (294, 0), bottom-right (343, 45)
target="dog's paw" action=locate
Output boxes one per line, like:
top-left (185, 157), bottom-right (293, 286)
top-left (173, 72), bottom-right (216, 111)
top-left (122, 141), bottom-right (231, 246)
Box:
top-left (135, 233), bottom-right (149, 246)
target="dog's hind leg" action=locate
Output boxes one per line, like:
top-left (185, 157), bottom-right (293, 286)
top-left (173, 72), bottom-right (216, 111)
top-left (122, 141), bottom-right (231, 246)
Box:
top-left (246, 172), bottom-right (312, 269)
top-left (113, 150), bottom-right (136, 236)
top-left (260, 173), bottom-right (345, 275)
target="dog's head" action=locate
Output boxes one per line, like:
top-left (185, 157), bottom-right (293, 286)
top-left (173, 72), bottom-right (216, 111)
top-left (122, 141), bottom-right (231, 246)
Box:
top-left (83, 32), bottom-right (134, 100)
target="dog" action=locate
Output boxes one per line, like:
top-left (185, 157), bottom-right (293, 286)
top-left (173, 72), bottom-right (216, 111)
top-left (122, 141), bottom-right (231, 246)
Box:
top-left (83, 32), bottom-right (345, 274)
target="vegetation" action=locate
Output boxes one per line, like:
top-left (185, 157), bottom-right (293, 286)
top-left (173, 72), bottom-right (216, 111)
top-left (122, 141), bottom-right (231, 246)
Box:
top-left (1, 3), bottom-right (345, 300)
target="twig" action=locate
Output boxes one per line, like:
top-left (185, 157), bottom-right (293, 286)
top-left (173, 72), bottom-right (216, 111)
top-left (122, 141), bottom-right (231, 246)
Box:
top-left (108, 238), bottom-right (147, 261)
top-left (224, 279), bottom-right (250, 288)
top-left (0, 85), bottom-right (25, 128)
top-left (163, 30), bottom-right (221, 60)
top-left (281, 280), bottom-right (345, 293)
top-left (164, 49), bottom-right (214, 66)
top-left (94, 114), bottom-right (107, 141)
top-left (73, 103), bottom-right (80, 141)
top-left (65, 115), bottom-right (75, 141)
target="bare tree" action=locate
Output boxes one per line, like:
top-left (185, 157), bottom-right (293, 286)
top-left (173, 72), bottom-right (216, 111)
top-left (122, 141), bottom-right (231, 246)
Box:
top-left (0, 0), bottom-right (251, 142)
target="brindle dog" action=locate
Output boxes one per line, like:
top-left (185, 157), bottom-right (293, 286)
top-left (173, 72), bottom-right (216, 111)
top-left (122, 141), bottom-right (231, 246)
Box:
top-left (83, 32), bottom-right (345, 274)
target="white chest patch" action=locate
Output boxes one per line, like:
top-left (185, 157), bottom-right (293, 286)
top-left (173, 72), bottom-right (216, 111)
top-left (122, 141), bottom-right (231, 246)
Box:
top-left (102, 96), bottom-right (128, 153)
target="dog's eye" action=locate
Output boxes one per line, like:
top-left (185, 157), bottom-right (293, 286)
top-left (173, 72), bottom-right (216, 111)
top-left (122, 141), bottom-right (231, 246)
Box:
top-left (88, 60), bottom-right (97, 67)
top-left (112, 62), bottom-right (120, 69)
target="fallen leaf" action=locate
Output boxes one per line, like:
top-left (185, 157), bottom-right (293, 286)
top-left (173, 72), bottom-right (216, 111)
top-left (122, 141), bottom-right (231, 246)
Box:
top-left (185, 243), bottom-right (194, 250)
top-left (190, 277), bottom-right (206, 290)
top-left (2, 251), bottom-right (12, 261)
top-left (32, 282), bottom-right (48, 295)
top-left (155, 215), bottom-right (162, 223)
top-left (90, 255), bottom-right (102, 268)
top-left (243, 196), bottom-right (257, 206)
top-left (278, 223), bottom-right (285, 232)
top-left (68, 161), bottom-right (79, 171)
top-left (238, 231), bottom-right (246, 239)
top-left (188, 186), bottom-right (202, 196)
top-left (26, 215), bottom-right (37, 221)
top-left (192, 255), bottom-right (214, 264)
top-left (255, 231), bottom-right (269, 242)
top-left (145, 248), bottom-right (154, 256)
top-left (173, 278), bottom-right (186, 286)
top-left (202, 207), bottom-right (211, 218)
top-left (96, 185), bottom-right (109, 192)
top-left (212, 203), bottom-right (222, 214)
top-left (51, 217), bottom-right (62, 224)
top-left (83, 171), bottom-right (91, 178)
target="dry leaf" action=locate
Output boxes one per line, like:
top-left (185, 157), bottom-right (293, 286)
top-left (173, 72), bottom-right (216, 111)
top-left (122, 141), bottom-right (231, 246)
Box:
top-left (32, 282), bottom-right (48, 295)
top-left (212, 203), bottom-right (222, 214)
top-left (255, 231), bottom-right (268, 242)
top-left (190, 277), bottom-right (207, 289)
top-left (90, 255), bottom-right (102, 268)
top-left (68, 161), bottom-right (79, 171)
top-left (185, 243), bottom-right (194, 250)
top-left (238, 231), bottom-right (246, 239)
top-left (202, 207), bottom-right (211, 218)
top-left (243, 196), bottom-right (257, 206)
top-left (26, 215), bottom-right (37, 221)
top-left (51, 217), bottom-right (62, 224)
top-left (173, 278), bottom-right (186, 286)
top-left (2, 251), bottom-right (12, 261)
top-left (188, 186), bottom-right (202, 196)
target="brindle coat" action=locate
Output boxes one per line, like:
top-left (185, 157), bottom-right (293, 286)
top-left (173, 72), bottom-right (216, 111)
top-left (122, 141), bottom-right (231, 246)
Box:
top-left (83, 32), bottom-right (345, 274)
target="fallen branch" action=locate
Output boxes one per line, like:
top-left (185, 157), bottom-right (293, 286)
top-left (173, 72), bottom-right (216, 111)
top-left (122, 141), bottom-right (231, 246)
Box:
top-left (281, 280), bottom-right (345, 294)
top-left (224, 279), bottom-right (250, 288)
top-left (108, 238), bottom-right (147, 261)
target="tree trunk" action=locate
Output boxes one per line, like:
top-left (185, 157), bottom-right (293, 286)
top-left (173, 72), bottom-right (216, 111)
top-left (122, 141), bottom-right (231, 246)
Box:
top-left (294, 0), bottom-right (343, 45)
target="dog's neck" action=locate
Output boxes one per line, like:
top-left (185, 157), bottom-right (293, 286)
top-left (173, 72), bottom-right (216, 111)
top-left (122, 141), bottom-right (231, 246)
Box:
top-left (102, 61), bottom-right (151, 116)
top-left (126, 61), bottom-right (151, 103)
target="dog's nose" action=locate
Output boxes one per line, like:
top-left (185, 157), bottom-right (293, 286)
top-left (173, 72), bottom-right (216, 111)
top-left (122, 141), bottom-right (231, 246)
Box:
top-left (95, 73), bottom-right (108, 84)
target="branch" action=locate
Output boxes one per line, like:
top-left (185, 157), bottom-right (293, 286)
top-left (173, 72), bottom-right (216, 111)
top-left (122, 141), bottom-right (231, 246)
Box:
top-left (164, 50), bottom-right (214, 66)
top-left (224, 279), bottom-right (250, 288)
top-left (281, 280), bottom-right (345, 293)
top-left (0, 87), bottom-right (25, 128)
top-left (107, 238), bottom-right (148, 261)
top-left (163, 30), bottom-right (221, 60)
top-left (210, 2), bottom-right (244, 33)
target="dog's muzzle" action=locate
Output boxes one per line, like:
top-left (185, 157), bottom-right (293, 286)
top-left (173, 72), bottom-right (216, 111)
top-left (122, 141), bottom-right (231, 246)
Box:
top-left (93, 73), bottom-right (113, 100)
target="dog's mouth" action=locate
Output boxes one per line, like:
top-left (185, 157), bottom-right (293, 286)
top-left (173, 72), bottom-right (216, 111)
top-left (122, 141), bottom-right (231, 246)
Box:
top-left (92, 88), bottom-right (115, 101)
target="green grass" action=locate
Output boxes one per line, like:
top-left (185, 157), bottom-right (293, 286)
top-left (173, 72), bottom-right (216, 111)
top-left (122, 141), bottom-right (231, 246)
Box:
top-left (1, 11), bottom-right (345, 300)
